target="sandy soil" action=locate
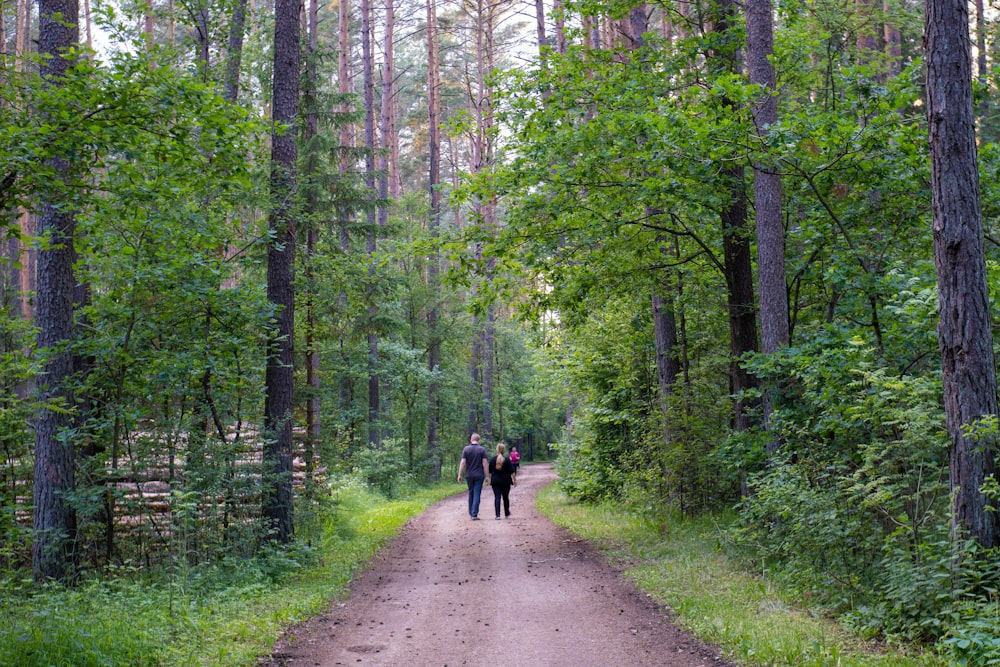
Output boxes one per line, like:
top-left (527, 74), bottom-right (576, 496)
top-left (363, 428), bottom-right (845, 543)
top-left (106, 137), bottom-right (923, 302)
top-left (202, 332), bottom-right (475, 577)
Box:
top-left (260, 462), bottom-right (737, 667)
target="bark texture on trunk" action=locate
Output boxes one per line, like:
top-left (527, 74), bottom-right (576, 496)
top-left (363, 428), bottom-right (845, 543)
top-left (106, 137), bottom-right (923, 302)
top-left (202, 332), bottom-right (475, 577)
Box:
top-left (975, 0), bottom-right (987, 124)
top-left (262, 0), bottom-right (300, 543)
top-left (303, 0), bottom-right (320, 481)
top-left (746, 0), bottom-right (787, 355)
top-left (33, 0), bottom-right (80, 583)
top-left (926, 0), bottom-right (1000, 548)
top-left (715, 0), bottom-right (760, 433)
top-left (552, 0), bottom-right (566, 52)
top-left (360, 0), bottom-right (381, 448)
top-left (426, 0), bottom-right (442, 477)
top-left (720, 165), bottom-right (761, 432)
top-left (224, 0), bottom-right (250, 101)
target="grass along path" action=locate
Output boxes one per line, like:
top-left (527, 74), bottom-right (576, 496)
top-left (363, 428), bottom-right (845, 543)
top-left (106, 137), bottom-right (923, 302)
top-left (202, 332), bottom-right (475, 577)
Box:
top-left (0, 479), bottom-right (458, 667)
top-left (535, 484), bottom-right (944, 667)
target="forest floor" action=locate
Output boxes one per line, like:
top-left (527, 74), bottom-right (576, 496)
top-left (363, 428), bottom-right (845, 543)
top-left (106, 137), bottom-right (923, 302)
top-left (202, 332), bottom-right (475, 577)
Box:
top-left (259, 462), bottom-right (737, 667)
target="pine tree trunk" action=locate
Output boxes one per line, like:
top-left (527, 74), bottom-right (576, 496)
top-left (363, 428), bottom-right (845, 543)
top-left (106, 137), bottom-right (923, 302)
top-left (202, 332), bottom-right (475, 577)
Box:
top-left (721, 167), bottom-right (760, 433)
top-left (926, 0), bottom-right (1000, 548)
top-left (15, 0), bottom-right (27, 64)
top-left (338, 0), bottom-right (352, 248)
top-left (0, 1), bottom-right (6, 64)
top-left (33, 0), bottom-right (79, 583)
top-left (746, 0), bottom-right (786, 450)
top-left (337, 0), bottom-right (354, 430)
top-left (361, 0), bottom-right (380, 448)
top-left (378, 0), bottom-right (394, 225)
top-left (303, 0), bottom-right (320, 483)
top-left (883, 9), bottom-right (900, 77)
top-left (855, 0), bottom-right (877, 53)
top-left (715, 0), bottom-right (760, 434)
top-left (747, 0), bottom-right (786, 355)
top-left (195, 0), bottom-right (210, 79)
top-left (224, 0), bottom-right (249, 101)
top-left (144, 0), bottom-right (153, 50)
top-left (482, 304), bottom-right (494, 440)
top-left (425, 0), bottom-right (442, 477)
top-left (13, 0), bottom-right (33, 321)
top-left (975, 0), bottom-right (987, 124)
top-left (83, 0), bottom-right (92, 55)
top-left (535, 0), bottom-right (546, 63)
top-left (652, 287), bottom-right (680, 434)
top-left (553, 0), bottom-right (566, 52)
top-left (262, 0), bottom-right (299, 543)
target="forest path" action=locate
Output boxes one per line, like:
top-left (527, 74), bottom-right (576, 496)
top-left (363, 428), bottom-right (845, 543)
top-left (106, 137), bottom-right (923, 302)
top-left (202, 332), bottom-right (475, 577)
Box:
top-left (261, 462), bottom-right (736, 667)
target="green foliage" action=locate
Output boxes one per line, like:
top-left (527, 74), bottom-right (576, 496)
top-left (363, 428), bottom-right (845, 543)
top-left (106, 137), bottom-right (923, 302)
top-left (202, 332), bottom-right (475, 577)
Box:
top-left (538, 485), bottom-right (945, 667)
top-left (943, 612), bottom-right (1000, 667)
top-left (732, 333), bottom-right (951, 612)
top-left (0, 308), bottom-right (34, 568)
top-left (0, 477), bottom-right (456, 666)
top-left (352, 439), bottom-right (416, 497)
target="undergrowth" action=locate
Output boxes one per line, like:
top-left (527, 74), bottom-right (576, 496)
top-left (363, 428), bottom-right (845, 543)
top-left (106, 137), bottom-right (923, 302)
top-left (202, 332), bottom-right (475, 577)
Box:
top-left (536, 483), bottom-right (946, 667)
top-left (0, 477), bottom-right (456, 667)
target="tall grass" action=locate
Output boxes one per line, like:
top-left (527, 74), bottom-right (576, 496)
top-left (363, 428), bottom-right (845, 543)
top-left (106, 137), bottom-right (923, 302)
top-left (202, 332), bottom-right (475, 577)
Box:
top-left (0, 478), bottom-right (458, 667)
top-left (536, 484), bottom-right (945, 667)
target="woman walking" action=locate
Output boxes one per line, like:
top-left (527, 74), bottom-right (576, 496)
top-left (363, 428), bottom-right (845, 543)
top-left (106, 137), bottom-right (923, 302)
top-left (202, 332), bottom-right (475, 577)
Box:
top-left (488, 443), bottom-right (517, 519)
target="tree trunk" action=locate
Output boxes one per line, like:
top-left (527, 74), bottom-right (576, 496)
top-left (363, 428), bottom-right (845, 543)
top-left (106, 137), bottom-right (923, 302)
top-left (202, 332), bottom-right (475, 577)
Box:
top-left (33, 0), bottom-right (79, 583)
top-left (463, 0), bottom-right (498, 440)
top-left (83, 0), bottom-right (92, 55)
top-left (14, 0), bottom-right (33, 302)
top-left (715, 0), bottom-right (760, 434)
top-left (746, 0), bottom-right (786, 451)
top-left (15, 0), bottom-right (28, 64)
top-left (482, 303), bottom-right (495, 440)
top-left (195, 0), bottom-right (210, 79)
top-left (926, 0), bottom-right (1000, 548)
top-left (144, 0), bottom-right (153, 50)
top-left (224, 0), bottom-right (250, 101)
top-left (262, 0), bottom-right (299, 543)
top-left (426, 0), bottom-right (442, 478)
top-left (303, 0), bottom-right (320, 483)
top-left (855, 0), bottom-right (877, 54)
top-left (721, 166), bottom-right (761, 433)
top-left (746, 0), bottom-right (787, 355)
top-left (378, 0), bottom-right (394, 224)
top-left (535, 0), bottom-right (547, 62)
top-left (468, 274), bottom-right (483, 438)
top-left (883, 7), bottom-right (901, 77)
top-left (652, 287), bottom-right (680, 440)
top-left (361, 0), bottom-right (380, 448)
top-left (975, 0), bottom-right (987, 125)
top-left (1, 1), bottom-right (6, 65)
top-left (553, 0), bottom-right (566, 52)
top-left (338, 0), bottom-right (352, 255)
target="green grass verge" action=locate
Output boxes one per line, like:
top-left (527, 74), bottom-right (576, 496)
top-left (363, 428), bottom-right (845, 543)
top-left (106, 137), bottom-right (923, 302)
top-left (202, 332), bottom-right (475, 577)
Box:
top-left (535, 483), bottom-right (945, 667)
top-left (0, 479), bottom-right (459, 667)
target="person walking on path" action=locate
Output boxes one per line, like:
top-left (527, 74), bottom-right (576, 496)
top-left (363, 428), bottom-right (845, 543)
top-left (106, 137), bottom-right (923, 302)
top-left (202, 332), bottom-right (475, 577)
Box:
top-left (509, 445), bottom-right (521, 473)
top-left (457, 433), bottom-right (488, 519)
top-left (488, 442), bottom-right (517, 519)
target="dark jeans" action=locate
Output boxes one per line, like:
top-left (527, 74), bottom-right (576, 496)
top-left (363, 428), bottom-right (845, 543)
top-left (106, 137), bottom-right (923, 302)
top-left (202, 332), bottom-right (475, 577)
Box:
top-left (492, 483), bottom-right (511, 517)
top-left (466, 477), bottom-right (484, 517)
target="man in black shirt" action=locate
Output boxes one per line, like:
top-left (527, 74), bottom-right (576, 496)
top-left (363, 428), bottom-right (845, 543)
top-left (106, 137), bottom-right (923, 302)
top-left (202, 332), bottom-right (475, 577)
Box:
top-left (457, 433), bottom-right (488, 519)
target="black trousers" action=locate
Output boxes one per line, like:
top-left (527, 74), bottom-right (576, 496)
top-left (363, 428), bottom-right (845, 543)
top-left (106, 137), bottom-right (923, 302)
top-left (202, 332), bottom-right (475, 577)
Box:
top-left (492, 482), bottom-right (511, 517)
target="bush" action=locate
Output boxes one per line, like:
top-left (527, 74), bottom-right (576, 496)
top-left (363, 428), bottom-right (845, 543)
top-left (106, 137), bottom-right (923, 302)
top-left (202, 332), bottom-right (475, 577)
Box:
top-left (942, 614), bottom-right (1000, 667)
top-left (353, 439), bottom-right (416, 498)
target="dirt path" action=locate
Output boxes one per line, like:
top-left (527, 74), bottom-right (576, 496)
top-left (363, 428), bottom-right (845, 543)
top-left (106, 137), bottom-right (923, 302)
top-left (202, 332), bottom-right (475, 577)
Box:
top-left (261, 463), bottom-right (736, 667)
